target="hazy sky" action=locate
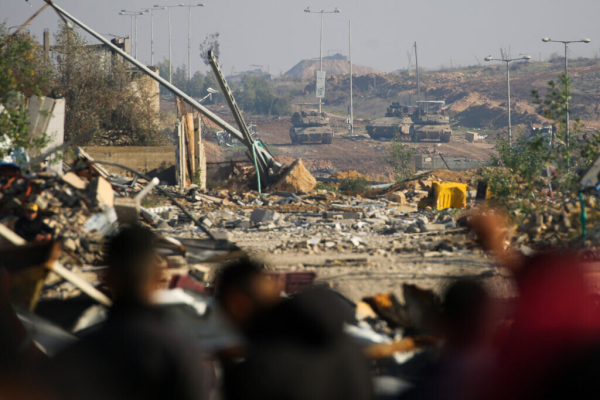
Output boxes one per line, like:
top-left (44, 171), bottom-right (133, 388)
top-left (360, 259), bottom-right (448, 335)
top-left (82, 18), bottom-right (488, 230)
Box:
top-left (4, 0), bottom-right (600, 75)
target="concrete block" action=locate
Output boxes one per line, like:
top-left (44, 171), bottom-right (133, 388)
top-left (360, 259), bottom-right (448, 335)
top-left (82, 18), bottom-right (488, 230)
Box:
top-left (343, 211), bottom-right (362, 219)
top-left (386, 191), bottom-right (406, 204)
top-left (62, 172), bottom-right (87, 190)
top-left (322, 212), bottom-right (343, 220)
top-left (113, 197), bottom-right (140, 224)
top-left (465, 132), bottom-right (478, 142)
top-left (251, 209), bottom-right (280, 224)
top-left (89, 177), bottom-right (114, 207)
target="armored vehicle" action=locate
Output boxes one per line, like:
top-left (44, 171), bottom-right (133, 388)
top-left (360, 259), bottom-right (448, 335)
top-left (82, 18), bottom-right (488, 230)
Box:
top-left (411, 101), bottom-right (452, 143)
top-left (289, 111), bottom-right (334, 145)
top-left (366, 102), bottom-right (414, 140)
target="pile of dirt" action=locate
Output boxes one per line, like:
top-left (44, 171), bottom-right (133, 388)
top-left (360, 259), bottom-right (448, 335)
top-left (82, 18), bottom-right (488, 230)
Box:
top-left (285, 58), bottom-right (380, 80)
top-left (270, 159), bottom-right (317, 193)
top-left (454, 100), bottom-right (546, 128)
top-left (446, 92), bottom-right (488, 113)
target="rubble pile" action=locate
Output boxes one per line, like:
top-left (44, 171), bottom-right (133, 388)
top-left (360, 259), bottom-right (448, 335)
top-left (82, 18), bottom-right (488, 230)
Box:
top-left (508, 196), bottom-right (600, 248)
top-left (147, 182), bottom-right (475, 260)
top-left (0, 170), bottom-right (120, 265)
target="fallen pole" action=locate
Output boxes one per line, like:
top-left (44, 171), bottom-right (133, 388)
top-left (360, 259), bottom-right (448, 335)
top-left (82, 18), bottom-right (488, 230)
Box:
top-left (50, 261), bottom-right (112, 307)
top-left (44, 1), bottom-right (280, 176)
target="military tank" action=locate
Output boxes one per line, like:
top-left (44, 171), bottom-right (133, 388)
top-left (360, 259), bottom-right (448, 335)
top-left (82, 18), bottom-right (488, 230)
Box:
top-left (366, 102), bottom-right (414, 140)
top-left (411, 101), bottom-right (452, 143)
top-left (289, 111), bottom-right (334, 145)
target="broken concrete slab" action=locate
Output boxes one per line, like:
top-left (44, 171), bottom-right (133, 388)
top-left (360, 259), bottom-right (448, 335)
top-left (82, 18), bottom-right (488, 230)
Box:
top-left (251, 209), bottom-right (280, 224)
top-left (421, 223), bottom-right (447, 232)
top-left (88, 177), bottom-right (114, 207)
top-left (61, 172), bottom-right (87, 190)
top-left (113, 197), bottom-right (140, 224)
top-left (386, 191), bottom-right (406, 204)
top-left (84, 207), bottom-right (118, 236)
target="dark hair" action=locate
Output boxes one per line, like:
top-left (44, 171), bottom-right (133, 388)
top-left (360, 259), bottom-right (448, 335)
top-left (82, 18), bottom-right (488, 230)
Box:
top-left (105, 225), bottom-right (157, 294)
top-left (215, 257), bottom-right (263, 302)
top-left (442, 279), bottom-right (488, 328)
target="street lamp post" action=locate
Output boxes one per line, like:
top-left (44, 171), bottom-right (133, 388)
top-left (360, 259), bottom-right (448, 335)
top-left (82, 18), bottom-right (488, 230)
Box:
top-left (484, 54), bottom-right (531, 147)
top-left (120, 10), bottom-right (144, 59)
top-left (542, 37), bottom-right (591, 147)
top-left (304, 7), bottom-right (341, 114)
top-left (141, 9), bottom-right (156, 65)
top-left (154, 4), bottom-right (185, 83)
top-left (186, 2), bottom-right (205, 81)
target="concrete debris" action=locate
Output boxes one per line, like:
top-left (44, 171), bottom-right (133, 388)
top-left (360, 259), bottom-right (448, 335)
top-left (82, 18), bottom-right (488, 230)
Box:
top-left (88, 177), bottom-right (114, 207)
top-left (61, 172), bottom-right (87, 190)
top-left (386, 191), bottom-right (406, 204)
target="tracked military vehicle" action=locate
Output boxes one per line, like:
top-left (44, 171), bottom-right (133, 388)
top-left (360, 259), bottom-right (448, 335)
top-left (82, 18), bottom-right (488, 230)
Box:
top-left (411, 101), bottom-right (452, 143)
top-left (366, 102), bottom-right (414, 140)
top-left (289, 111), bottom-right (334, 145)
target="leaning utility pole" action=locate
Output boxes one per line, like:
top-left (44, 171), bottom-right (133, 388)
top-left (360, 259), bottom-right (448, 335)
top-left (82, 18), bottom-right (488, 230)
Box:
top-left (414, 41), bottom-right (420, 96)
top-left (44, 1), bottom-right (280, 187)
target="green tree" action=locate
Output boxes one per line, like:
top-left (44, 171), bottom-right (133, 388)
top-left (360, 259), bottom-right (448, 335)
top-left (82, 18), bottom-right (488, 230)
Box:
top-left (532, 74), bottom-right (600, 191)
top-left (234, 75), bottom-right (291, 116)
top-left (485, 74), bottom-right (600, 203)
top-left (172, 64), bottom-right (188, 93)
top-left (491, 135), bottom-right (549, 196)
top-left (188, 71), bottom-right (204, 97)
top-left (156, 57), bottom-right (171, 95)
top-left (0, 25), bottom-right (51, 160)
top-left (51, 24), bottom-right (165, 145)
top-left (386, 140), bottom-right (415, 181)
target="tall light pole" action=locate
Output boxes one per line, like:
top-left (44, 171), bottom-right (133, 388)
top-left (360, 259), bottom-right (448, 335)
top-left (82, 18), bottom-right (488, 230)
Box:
top-left (120, 10), bottom-right (144, 59)
top-left (154, 4), bottom-right (185, 83)
top-left (141, 9), bottom-right (157, 65)
top-left (484, 54), bottom-right (531, 147)
top-left (349, 20), bottom-right (353, 134)
top-left (186, 3), bottom-right (205, 81)
top-left (304, 6), bottom-right (341, 114)
top-left (542, 37), bottom-right (591, 147)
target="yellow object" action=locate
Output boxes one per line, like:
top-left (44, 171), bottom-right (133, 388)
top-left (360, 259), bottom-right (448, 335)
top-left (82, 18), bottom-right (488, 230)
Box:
top-left (418, 181), bottom-right (468, 210)
top-left (25, 203), bottom-right (38, 212)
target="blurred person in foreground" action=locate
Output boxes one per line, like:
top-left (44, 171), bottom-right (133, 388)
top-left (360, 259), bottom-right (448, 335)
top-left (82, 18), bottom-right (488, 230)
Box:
top-left (216, 258), bottom-right (372, 400)
top-left (14, 203), bottom-right (52, 242)
top-left (0, 269), bottom-right (49, 399)
top-left (46, 225), bottom-right (206, 400)
top-left (469, 210), bottom-right (600, 400)
top-left (400, 279), bottom-right (493, 400)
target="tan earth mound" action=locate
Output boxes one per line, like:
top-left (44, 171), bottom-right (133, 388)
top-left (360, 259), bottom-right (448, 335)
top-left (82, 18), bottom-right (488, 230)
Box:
top-left (285, 58), bottom-right (380, 79)
top-left (270, 159), bottom-right (317, 193)
top-left (332, 170), bottom-right (370, 180)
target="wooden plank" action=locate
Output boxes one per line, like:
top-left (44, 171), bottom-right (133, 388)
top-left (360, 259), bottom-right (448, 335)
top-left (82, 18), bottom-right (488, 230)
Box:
top-left (0, 223), bottom-right (26, 246)
top-left (185, 113), bottom-right (195, 180)
top-left (49, 261), bottom-right (112, 307)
